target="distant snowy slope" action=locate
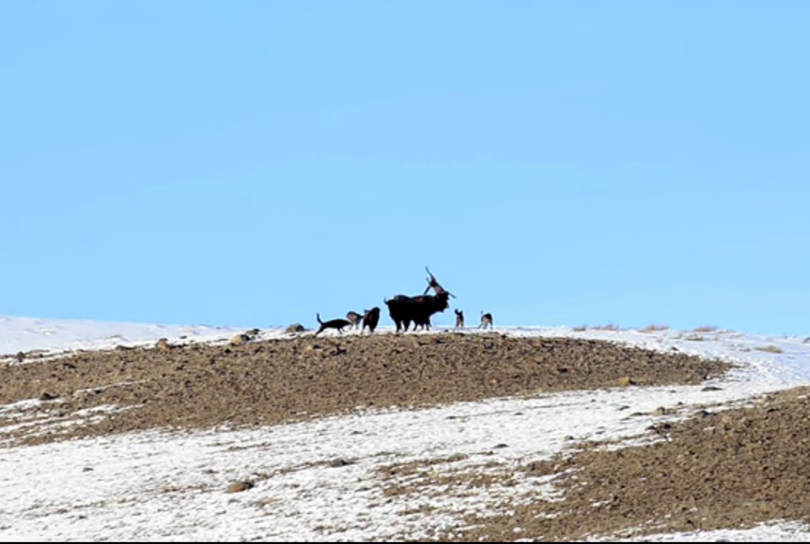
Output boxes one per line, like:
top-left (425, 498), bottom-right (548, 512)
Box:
top-left (0, 316), bottom-right (244, 356)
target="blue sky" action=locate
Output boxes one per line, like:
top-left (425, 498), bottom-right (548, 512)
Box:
top-left (1, 1), bottom-right (808, 335)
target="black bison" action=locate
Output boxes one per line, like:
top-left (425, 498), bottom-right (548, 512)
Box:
top-left (385, 292), bottom-right (451, 333)
top-left (384, 267), bottom-right (455, 333)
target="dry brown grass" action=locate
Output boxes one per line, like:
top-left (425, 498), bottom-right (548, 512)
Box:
top-left (684, 334), bottom-right (706, 342)
top-left (572, 325), bottom-right (588, 332)
top-left (593, 323), bottom-right (621, 331)
top-left (640, 324), bottom-right (670, 333)
top-left (754, 345), bottom-right (784, 354)
top-left (693, 325), bottom-right (719, 333)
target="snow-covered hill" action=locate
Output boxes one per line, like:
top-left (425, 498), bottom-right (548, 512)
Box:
top-left (1, 317), bottom-right (809, 541)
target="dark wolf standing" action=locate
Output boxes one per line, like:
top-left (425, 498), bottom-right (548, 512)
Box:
top-left (454, 309), bottom-right (464, 330)
top-left (314, 313), bottom-right (352, 336)
top-left (479, 312), bottom-right (493, 330)
top-left (362, 307), bottom-right (381, 333)
top-left (346, 311), bottom-right (363, 330)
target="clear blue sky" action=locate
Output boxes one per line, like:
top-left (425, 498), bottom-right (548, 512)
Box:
top-left (2, 1), bottom-right (808, 335)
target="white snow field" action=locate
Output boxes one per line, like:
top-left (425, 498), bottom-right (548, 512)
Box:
top-left (0, 315), bottom-right (245, 358)
top-left (1, 317), bottom-right (810, 541)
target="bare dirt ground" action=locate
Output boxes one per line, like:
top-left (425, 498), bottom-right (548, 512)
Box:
top-left (0, 333), bottom-right (726, 447)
